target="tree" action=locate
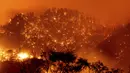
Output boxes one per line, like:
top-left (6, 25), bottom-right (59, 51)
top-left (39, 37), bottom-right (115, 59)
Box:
top-left (2, 8), bottom-right (109, 53)
top-left (0, 50), bottom-right (124, 73)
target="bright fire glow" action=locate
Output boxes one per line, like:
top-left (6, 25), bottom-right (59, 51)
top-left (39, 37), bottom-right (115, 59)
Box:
top-left (17, 52), bottom-right (29, 60)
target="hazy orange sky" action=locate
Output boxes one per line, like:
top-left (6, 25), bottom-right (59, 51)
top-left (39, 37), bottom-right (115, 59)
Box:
top-left (0, 0), bottom-right (130, 25)
top-left (1, 0), bottom-right (130, 70)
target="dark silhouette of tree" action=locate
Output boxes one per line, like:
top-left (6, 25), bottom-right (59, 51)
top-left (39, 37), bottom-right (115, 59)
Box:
top-left (0, 50), bottom-right (124, 73)
top-left (3, 13), bottom-right (25, 36)
top-left (49, 51), bottom-right (76, 63)
top-left (2, 12), bottom-right (37, 49)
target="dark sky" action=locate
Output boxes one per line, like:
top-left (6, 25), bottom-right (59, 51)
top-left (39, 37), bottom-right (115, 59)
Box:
top-left (0, 0), bottom-right (130, 26)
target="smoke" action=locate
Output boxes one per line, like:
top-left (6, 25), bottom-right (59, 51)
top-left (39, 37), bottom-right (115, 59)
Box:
top-left (0, 0), bottom-right (129, 70)
top-left (0, 0), bottom-right (130, 25)
top-left (0, 0), bottom-right (44, 25)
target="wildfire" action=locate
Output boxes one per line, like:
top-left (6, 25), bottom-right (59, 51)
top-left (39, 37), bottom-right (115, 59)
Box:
top-left (0, 49), bottom-right (37, 61)
top-left (17, 52), bottom-right (29, 60)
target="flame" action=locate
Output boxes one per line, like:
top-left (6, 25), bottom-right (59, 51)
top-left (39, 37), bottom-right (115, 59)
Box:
top-left (17, 52), bottom-right (29, 60)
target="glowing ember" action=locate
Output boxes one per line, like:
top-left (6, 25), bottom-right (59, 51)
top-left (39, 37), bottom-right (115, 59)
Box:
top-left (17, 52), bottom-right (29, 60)
top-left (30, 55), bottom-right (34, 58)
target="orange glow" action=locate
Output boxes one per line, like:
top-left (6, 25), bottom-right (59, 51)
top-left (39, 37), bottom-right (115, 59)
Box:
top-left (17, 52), bottom-right (29, 60)
top-left (0, 0), bottom-right (129, 26)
